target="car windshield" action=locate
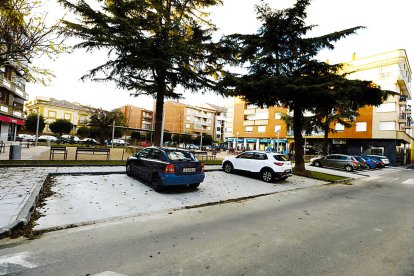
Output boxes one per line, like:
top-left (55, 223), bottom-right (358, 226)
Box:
top-left (273, 155), bottom-right (288, 161)
top-left (165, 150), bottom-right (196, 161)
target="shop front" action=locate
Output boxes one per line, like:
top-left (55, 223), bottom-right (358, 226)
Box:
top-left (227, 137), bottom-right (288, 153)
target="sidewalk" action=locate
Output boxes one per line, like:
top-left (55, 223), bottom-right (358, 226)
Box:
top-left (0, 144), bottom-right (50, 161)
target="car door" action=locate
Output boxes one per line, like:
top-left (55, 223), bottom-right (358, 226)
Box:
top-left (143, 148), bottom-right (166, 180)
top-left (134, 148), bottom-right (151, 178)
top-left (331, 155), bottom-right (343, 169)
top-left (322, 155), bottom-right (333, 167)
top-left (252, 152), bottom-right (268, 172)
top-left (234, 152), bottom-right (254, 171)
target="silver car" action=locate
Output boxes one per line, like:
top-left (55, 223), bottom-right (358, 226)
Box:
top-left (310, 154), bottom-right (360, 172)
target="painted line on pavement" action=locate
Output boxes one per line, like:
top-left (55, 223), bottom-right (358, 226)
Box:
top-left (402, 179), bottom-right (414, 185)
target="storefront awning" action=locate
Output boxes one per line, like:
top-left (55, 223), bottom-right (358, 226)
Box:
top-left (0, 115), bottom-right (25, 125)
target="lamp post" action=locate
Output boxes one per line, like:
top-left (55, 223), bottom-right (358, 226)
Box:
top-left (160, 109), bottom-right (165, 146)
top-left (276, 129), bottom-right (280, 153)
top-left (111, 119), bottom-right (115, 148)
top-left (35, 107), bottom-right (40, 147)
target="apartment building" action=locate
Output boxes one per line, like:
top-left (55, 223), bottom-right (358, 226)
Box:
top-left (163, 101), bottom-right (219, 139)
top-left (302, 50), bottom-right (412, 165)
top-left (225, 50), bottom-right (413, 165)
top-left (0, 63), bottom-right (28, 141)
top-left (118, 105), bottom-right (153, 130)
top-left (226, 97), bottom-right (289, 152)
top-left (199, 103), bottom-right (227, 142)
top-left (25, 96), bottom-right (94, 134)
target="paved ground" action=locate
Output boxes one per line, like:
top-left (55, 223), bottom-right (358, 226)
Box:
top-left (0, 145), bottom-right (49, 161)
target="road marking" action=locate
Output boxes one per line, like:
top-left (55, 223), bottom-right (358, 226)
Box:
top-left (0, 252), bottom-right (37, 275)
top-left (402, 179), bottom-right (414, 185)
top-left (92, 272), bottom-right (128, 276)
top-left (389, 178), bottom-right (399, 182)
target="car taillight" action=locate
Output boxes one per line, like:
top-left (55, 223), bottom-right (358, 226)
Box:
top-left (352, 161), bottom-right (359, 165)
top-left (274, 162), bottom-right (283, 166)
top-left (362, 160), bottom-right (366, 164)
top-left (165, 164), bottom-right (175, 174)
top-left (201, 163), bottom-right (205, 173)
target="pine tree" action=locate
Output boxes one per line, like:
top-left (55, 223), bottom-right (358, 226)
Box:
top-left (58, 0), bottom-right (223, 146)
top-left (218, 0), bottom-right (389, 172)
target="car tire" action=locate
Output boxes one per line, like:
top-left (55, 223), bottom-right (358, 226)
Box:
top-left (126, 163), bottom-right (132, 176)
top-left (189, 183), bottom-right (200, 188)
top-left (314, 161), bottom-right (321, 167)
top-left (344, 165), bottom-right (353, 172)
top-left (223, 162), bottom-right (234, 173)
top-left (151, 173), bottom-right (164, 192)
top-left (366, 166), bottom-right (370, 170)
top-left (261, 169), bottom-right (274, 183)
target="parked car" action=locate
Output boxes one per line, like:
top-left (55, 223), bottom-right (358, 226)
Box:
top-left (126, 147), bottom-right (205, 192)
top-left (222, 151), bottom-right (292, 182)
top-left (352, 156), bottom-right (370, 170)
top-left (185, 144), bottom-right (199, 150)
top-left (310, 154), bottom-right (360, 172)
top-left (16, 134), bottom-right (35, 142)
top-left (362, 155), bottom-right (385, 168)
top-left (364, 155), bottom-right (390, 166)
top-left (358, 156), bottom-right (378, 169)
top-left (81, 138), bottom-right (98, 145)
top-left (109, 139), bottom-right (127, 146)
top-left (37, 135), bottom-right (58, 142)
top-left (61, 135), bottom-right (81, 144)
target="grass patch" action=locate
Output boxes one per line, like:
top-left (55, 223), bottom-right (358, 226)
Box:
top-left (202, 159), bottom-right (223, 165)
top-left (294, 169), bottom-right (346, 182)
top-left (0, 160), bottom-right (126, 167)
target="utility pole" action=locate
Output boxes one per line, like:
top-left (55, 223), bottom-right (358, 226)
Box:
top-left (111, 120), bottom-right (115, 148)
top-left (35, 107), bottom-right (40, 146)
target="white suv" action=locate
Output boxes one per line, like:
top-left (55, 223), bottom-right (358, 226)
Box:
top-left (222, 151), bottom-right (292, 182)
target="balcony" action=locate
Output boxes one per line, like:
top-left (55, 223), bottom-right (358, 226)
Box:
top-left (0, 75), bottom-right (29, 100)
top-left (0, 103), bottom-right (24, 119)
top-left (399, 113), bottom-right (407, 123)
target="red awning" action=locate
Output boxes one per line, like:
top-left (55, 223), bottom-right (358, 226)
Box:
top-left (0, 115), bottom-right (25, 125)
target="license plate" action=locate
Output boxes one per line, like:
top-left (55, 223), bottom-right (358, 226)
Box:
top-left (183, 168), bottom-right (196, 173)
top-left (284, 169), bottom-right (292, 173)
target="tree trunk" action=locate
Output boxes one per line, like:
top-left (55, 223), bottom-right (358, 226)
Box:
top-left (322, 121), bottom-right (330, 156)
top-left (153, 82), bottom-right (166, 147)
top-left (293, 105), bottom-right (305, 172)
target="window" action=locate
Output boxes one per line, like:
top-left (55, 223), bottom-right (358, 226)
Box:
top-left (254, 153), bottom-right (268, 160)
top-left (239, 152), bottom-right (254, 159)
top-left (255, 111), bottom-right (268, 120)
top-left (275, 112), bottom-right (282, 119)
top-left (64, 113), bottom-right (71, 120)
top-left (48, 111), bottom-right (56, 118)
top-left (138, 148), bottom-right (151, 158)
top-left (245, 126), bottom-right (253, 132)
top-left (186, 116), bottom-right (190, 120)
top-left (356, 122), bottom-right (367, 132)
top-left (379, 121), bottom-right (395, 131)
top-left (274, 125), bottom-right (281, 132)
top-left (217, 127), bottom-right (221, 131)
top-left (377, 103), bottom-right (396, 113)
top-left (186, 124), bottom-right (190, 129)
top-left (258, 126), bottom-right (266, 132)
top-left (147, 149), bottom-right (163, 160)
top-left (335, 123), bottom-right (345, 131)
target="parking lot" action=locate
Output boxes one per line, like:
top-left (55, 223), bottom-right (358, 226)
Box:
top-left (34, 171), bottom-right (327, 231)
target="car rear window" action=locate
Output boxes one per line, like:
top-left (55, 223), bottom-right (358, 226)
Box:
top-left (165, 150), bottom-right (196, 161)
top-left (273, 155), bottom-right (288, 161)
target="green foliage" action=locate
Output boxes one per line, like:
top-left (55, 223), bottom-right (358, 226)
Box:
top-left (58, 0), bottom-right (224, 146)
top-left (0, 0), bottom-right (65, 84)
top-left (218, 0), bottom-right (389, 171)
top-left (181, 134), bottom-right (193, 144)
top-left (76, 126), bottom-right (90, 138)
top-left (25, 112), bottom-right (46, 133)
top-left (49, 119), bottom-right (73, 136)
top-left (88, 108), bottom-right (127, 142)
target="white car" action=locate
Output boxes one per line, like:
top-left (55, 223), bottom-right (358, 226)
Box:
top-left (81, 138), bottom-right (98, 145)
top-left (61, 135), bottom-right (81, 143)
top-left (110, 139), bottom-right (127, 146)
top-left (38, 135), bottom-right (58, 142)
top-left (222, 151), bottom-right (292, 182)
top-left (365, 155), bottom-right (390, 166)
top-left (16, 134), bottom-right (35, 142)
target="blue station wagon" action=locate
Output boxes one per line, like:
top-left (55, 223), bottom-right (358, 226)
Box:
top-left (126, 147), bottom-right (205, 192)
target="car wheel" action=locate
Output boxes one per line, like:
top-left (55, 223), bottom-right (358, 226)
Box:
top-left (126, 163), bottom-right (132, 176)
top-left (345, 165), bottom-right (353, 172)
top-left (314, 161), bottom-right (321, 167)
top-left (366, 166), bottom-right (371, 170)
top-left (261, 169), bottom-right (274, 183)
top-left (151, 173), bottom-right (164, 192)
top-left (223, 162), bottom-right (234, 173)
top-left (189, 183), bottom-right (200, 188)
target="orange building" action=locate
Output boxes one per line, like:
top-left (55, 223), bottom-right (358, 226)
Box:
top-left (118, 105), bottom-right (153, 130)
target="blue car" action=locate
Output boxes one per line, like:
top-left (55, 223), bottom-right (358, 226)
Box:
top-left (126, 147), bottom-right (205, 192)
top-left (362, 156), bottom-right (383, 168)
top-left (353, 156), bottom-right (376, 170)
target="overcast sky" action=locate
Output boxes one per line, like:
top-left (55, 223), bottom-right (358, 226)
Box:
top-left (27, 0), bottom-right (414, 110)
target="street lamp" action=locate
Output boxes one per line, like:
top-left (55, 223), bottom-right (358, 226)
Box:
top-left (35, 107), bottom-right (40, 146)
top-left (276, 129), bottom-right (280, 153)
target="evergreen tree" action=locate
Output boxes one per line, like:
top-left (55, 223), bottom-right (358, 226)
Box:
top-left (25, 113), bottom-right (45, 133)
top-left (58, 0), bottom-right (223, 146)
top-left (49, 119), bottom-right (73, 136)
top-left (218, 0), bottom-right (389, 172)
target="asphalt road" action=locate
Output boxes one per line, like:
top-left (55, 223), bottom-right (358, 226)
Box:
top-left (0, 168), bottom-right (413, 276)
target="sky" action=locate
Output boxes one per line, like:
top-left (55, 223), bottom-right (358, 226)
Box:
top-left (26, 0), bottom-right (414, 110)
